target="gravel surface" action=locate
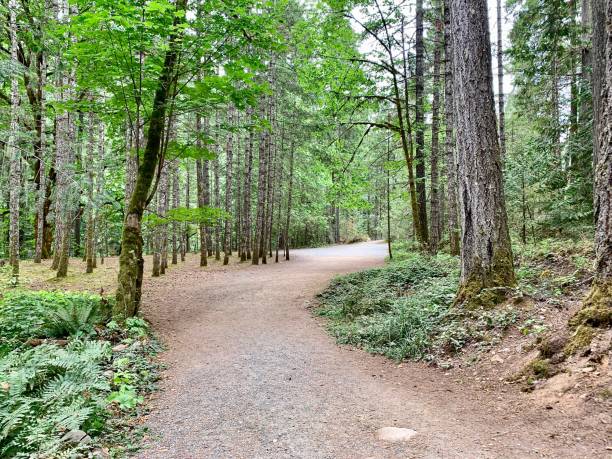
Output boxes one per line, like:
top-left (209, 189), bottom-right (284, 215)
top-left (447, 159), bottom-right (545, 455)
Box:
top-left (136, 242), bottom-right (606, 458)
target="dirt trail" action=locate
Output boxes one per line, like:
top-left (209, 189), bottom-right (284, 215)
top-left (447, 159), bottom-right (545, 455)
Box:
top-left (138, 242), bottom-right (604, 458)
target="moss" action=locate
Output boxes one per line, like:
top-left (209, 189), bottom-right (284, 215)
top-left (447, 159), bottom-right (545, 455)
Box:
top-left (569, 280), bottom-right (612, 329)
top-left (563, 325), bottom-right (596, 356)
top-left (454, 247), bottom-right (516, 309)
top-left (529, 358), bottom-right (551, 378)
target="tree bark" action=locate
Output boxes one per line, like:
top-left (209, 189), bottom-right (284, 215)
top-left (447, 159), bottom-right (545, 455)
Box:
top-left (450, 0), bottom-right (515, 307)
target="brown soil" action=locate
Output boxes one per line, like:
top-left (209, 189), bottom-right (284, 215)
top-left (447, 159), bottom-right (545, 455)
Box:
top-left (135, 242), bottom-right (610, 458)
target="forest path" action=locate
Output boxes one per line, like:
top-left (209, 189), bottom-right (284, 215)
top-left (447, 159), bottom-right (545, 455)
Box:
top-left (137, 242), bottom-right (591, 459)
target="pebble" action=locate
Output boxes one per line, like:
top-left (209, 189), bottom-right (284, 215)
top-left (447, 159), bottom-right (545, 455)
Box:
top-left (376, 427), bottom-right (417, 443)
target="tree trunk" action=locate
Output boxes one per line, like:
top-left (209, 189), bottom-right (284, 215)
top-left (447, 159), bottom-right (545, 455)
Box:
top-left (450, 0), bottom-right (515, 307)
top-left (85, 110), bottom-right (96, 273)
top-left (444, 0), bottom-right (460, 256)
top-left (284, 142), bottom-right (294, 261)
top-left (415, 0), bottom-right (429, 245)
top-left (214, 122), bottom-right (221, 261)
top-left (196, 113), bottom-right (208, 267)
top-left (183, 160), bottom-right (189, 260)
top-left (223, 107), bottom-right (235, 265)
top-left (8, 0), bottom-right (21, 277)
top-left (571, 0), bottom-right (612, 331)
top-left (496, 0), bottom-right (506, 156)
top-left (252, 111), bottom-right (268, 265)
top-left (172, 160), bottom-right (179, 265)
top-left (429, 9), bottom-right (443, 254)
top-left (34, 54), bottom-right (48, 264)
top-left (114, 0), bottom-right (187, 318)
top-left (95, 121), bottom-right (106, 265)
top-left (241, 107), bottom-right (254, 261)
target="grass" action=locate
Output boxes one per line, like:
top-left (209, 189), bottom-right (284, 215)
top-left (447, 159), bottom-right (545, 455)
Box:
top-left (2, 252), bottom-right (248, 294)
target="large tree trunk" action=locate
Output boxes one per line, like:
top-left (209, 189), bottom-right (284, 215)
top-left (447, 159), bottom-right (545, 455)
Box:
top-left (114, 0), bottom-right (187, 318)
top-left (8, 0), bottom-right (21, 277)
top-left (429, 9), bottom-right (443, 254)
top-left (444, 0), bottom-right (460, 256)
top-left (450, 0), bottom-right (515, 307)
top-left (571, 0), bottom-right (612, 331)
top-left (415, 0), bottom-right (429, 245)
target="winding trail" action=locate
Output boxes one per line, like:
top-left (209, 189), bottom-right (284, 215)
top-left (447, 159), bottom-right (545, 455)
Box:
top-left (138, 242), bottom-right (601, 458)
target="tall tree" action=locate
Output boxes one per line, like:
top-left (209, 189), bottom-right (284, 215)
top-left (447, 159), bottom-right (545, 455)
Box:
top-left (450, 0), bottom-right (515, 306)
top-left (223, 107), bottom-right (235, 265)
top-left (114, 0), bottom-right (188, 318)
top-left (444, 0), bottom-right (460, 255)
top-left (8, 0), bottom-right (21, 278)
top-left (571, 0), bottom-right (611, 329)
top-left (429, 7), bottom-right (443, 254)
top-left (497, 0), bottom-right (506, 156)
top-left (414, 0), bottom-right (429, 245)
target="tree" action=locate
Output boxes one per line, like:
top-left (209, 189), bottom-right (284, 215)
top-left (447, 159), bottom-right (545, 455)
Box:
top-left (114, 0), bottom-right (188, 318)
top-left (450, 0), bottom-right (515, 307)
top-left (429, 4), bottom-right (443, 254)
top-left (571, 0), bottom-right (612, 330)
top-left (8, 0), bottom-right (21, 278)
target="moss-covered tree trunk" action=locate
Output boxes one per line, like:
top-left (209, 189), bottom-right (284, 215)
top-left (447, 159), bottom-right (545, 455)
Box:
top-left (450, 0), bottom-right (515, 308)
top-left (571, 0), bottom-right (612, 331)
top-left (114, 0), bottom-right (187, 319)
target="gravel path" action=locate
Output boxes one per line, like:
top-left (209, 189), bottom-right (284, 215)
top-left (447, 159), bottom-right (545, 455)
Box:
top-left (137, 242), bottom-right (602, 458)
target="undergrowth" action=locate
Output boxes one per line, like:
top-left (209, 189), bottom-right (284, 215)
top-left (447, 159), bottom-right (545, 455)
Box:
top-left (318, 237), bottom-right (595, 364)
top-left (0, 291), bottom-right (161, 458)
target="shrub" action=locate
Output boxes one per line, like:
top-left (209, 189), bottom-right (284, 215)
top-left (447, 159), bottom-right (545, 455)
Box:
top-left (0, 341), bottom-right (111, 457)
top-left (0, 292), bottom-right (111, 354)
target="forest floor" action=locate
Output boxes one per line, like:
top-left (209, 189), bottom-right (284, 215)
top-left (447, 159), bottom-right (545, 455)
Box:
top-left (122, 241), bottom-right (610, 459)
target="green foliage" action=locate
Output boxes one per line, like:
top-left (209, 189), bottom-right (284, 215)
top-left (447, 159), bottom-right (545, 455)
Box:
top-left (317, 252), bottom-right (460, 360)
top-left (318, 246), bottom-right (524, 361)
top-left (0, 341), bottom-right (111, 457)
top-left (144, 206), bottom-right (229, 228)
top-left (0, 292), bottom-right (112, 355)
top-left (0, 289), bottom-right (161, 456)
